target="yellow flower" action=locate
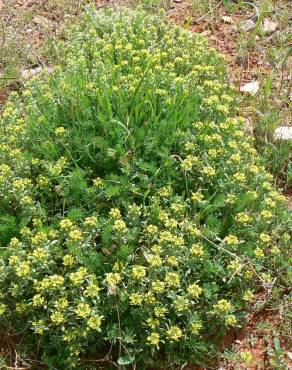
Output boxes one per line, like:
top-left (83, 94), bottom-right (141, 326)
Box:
top-left (174, 296), bottom-right (190, 312)
top-left (154, 306), bottom-right (168, 318)
top-left (144, 292), bottom-right (156, 305)
top-left (84, 283), bottom-right (101, 298)
top-left (201, 166), bottom-right (216, 177)
top-left (166, 326), bottom-right (182, 341)
top-left (146, 318), bottom-right (160, 329)
top-left (147, 254), bottom-right (162, 267)
top-left (254, 247), bottom-right (264, 258)
top-left (213, 299), bottom-right (232, 313)
top-left (105, 272), bottom-right (122, 285)
top-left (165, 272), bottom-right (180, 288)
top-left (60, 219), bottom-right (74, 230)
top-left (51, 311), bottom-right (65, 324)
top-left (93, 177), bottom-right (103, 188)
top-left (187, 284), bottom-right (202, 298)
top-left (260, 233), bottom-right (271, 243)
top-left (167, 255), bottom-right (179, 266)
top-left (181, 155), bottom-right (198, 171)
top-left (69, 267), bottom-right (88, 285)
top-left (151, 281), bottom-right (165, 293)
top-left (84, 216), bottom-right (98, 227)
top-left (240, 351), bottom-right (253, 364)
top-left (233, 172), bottom-right (246, 183)
top-left (0, 303), bottom-right (7, 315)
top-left (190, 321), bottom-right (202, 335)
top-left (109, 208), bottom-right (121, 219)
top-left (191, 191), bottom-right (204, 202)
top-left (228, 260), bottom-right (242, 272)
top-left (270, 246), bottom-right (280, 255)
top-left (15, 261), bottom-right (31, 278)
top-left (68, 228), bottom-right (83, 242)
top-left (224, 235), bottom-right (239, 246)
top-left (190, 244), bottom-right (204, 257)
top-left (146, 224), bottom-right (158, 235)
top-left (226, 315), bottom-right (237, 326)
top-left (32, 294), bottom-right (45, 307)
top-left (129, 293), bottom-right (143, 305)
top-left (32, 319), bottom-right (45, 335)
top-left (260, 210), bottom-right (273, 219)
top-left (87, 315), bottom-right (103, 330)
top-left (54, 127), bottom-right (66, 135)
top-left (243, 290), bottom-right (255, 302)
top-left (75, 303), bottom-right (91, 318)
top-left (132, 265), bottom-right (146, 280)
top-left (147, 332), bottom-right (160, 346)
top-left (157, 187), bottom-right (171, 197)
top-left (54, 298), bottom-right (69, 310)
top-left (113, 219), bottom-right (127, 232)
top-left (63, 255), bottom-right (75, 267)
top-left (236, 213), bottom-right (251, 223)
top-left (32, 248), bottom-right (48, 260)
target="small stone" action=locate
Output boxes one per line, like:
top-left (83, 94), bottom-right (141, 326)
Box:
top-left (200, 30), bottom-right (212, 37)
top-left (21, 67), bottom-right (42, 80)
top-left (222, 15), bottom-right (233, 24)
top-left (21, 66), bottom-right (53, 80)
top-left (173, 0), bottom-right (182, 2)
top-left (262, 18), bottom-right (278, 34)
top-left (240, 81), bottom-right (259, 95)
top-left (33, 15), bottom-right (53, 28)
top-left (274, 126), bottom-right (292, 141)
top-left (242, 19), bottom-right (256, 32)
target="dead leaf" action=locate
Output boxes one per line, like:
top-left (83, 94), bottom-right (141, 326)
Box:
top-left (242, 19), bottom-right (256, 32)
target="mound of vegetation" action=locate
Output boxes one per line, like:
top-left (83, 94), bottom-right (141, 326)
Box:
top-left (0, 6), bottom-right (290, 369)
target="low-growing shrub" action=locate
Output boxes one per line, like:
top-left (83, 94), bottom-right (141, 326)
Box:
top-left (0, 6), bottom-right (291, 369)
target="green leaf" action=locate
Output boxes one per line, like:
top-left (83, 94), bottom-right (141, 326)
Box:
top-left (117, 355), bottom-right (135, 365)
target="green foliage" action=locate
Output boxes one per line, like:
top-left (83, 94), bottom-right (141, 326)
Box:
top-left (0, 6), bottom-right (291, 369)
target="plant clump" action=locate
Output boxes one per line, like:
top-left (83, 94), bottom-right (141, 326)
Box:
top-left (0, 6), bottom-right (291, 369)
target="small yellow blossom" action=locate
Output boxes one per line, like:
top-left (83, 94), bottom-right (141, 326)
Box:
top-left (226, 315), bottom-right (237, 326)
top-left (213, 299), bottom-right (232, 313)
top-left (87, 315), bottom-right (103, 330)
top-left (224, 235), bottom-right (239, 246)
top-left (105, 272), bottom-right (122, 286)
top-left (129, 293), bottom-right (143, 305)
top-left (75, 303), bottom-right (91, 318)
top-left (254, 247), bottom-right (264, 258)
top-left (187, 283), bottom-right (203, 298)
top-left (147, 332), bottom-right (160, 346)
top-left (113, 219), bottom-right (127, 232)
top-left (190, 321), bottom-right (202, 335)
top-left (109, 208), bottom-right (121, 219)
top-left (165, 272), bottom-right (180, 288)
top-left (147, 254), bottom-right (163, 267)
top-left (54, 127), bottom-right (66, 135)
top-left (51, 311), bottom-right (65, 324)
top-left (191, 191), bottom-right (204, 202)
top-left (190, 244), bottom-right (204, 257)
top-left (166, 326), bottom-right (182, 341)
top-left (151, 281), bottom-right (165, 293)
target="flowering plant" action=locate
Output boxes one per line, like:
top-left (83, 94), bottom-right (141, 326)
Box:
top-left (0, 6), bottom-right (291, 369)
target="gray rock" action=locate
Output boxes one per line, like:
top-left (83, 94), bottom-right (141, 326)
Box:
top-left (274, 126), bottom-right (292, 140)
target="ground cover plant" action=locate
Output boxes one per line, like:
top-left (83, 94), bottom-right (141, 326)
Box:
top-left (0, 5), bottom-right (291, 369)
